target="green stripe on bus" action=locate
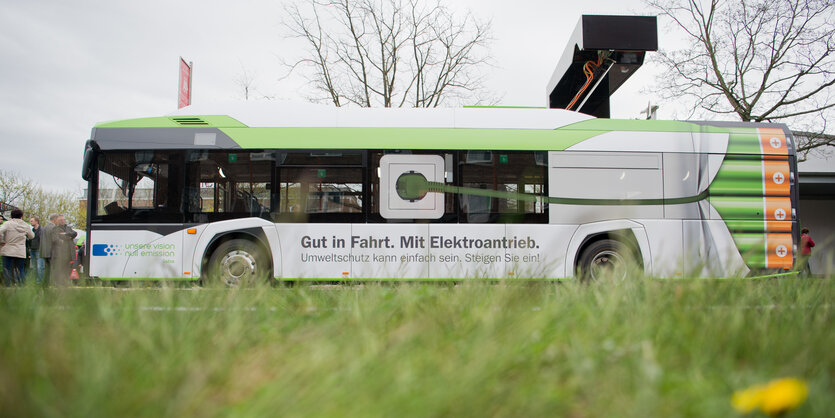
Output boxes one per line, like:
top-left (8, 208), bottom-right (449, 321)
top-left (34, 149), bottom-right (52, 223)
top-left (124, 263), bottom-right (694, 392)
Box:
top-left (220, 127), bottom-right (600, 151)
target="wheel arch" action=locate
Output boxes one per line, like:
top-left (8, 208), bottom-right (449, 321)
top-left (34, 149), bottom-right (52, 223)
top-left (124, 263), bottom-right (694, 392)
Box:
top-left (566, 220), bottom-right (652, 277)
top-left (199, 228), bottom-right (274, 279)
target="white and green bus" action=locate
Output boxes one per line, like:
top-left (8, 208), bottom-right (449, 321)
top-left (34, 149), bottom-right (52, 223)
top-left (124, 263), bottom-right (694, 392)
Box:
top-left (81, 102), bottom-right (798, 284)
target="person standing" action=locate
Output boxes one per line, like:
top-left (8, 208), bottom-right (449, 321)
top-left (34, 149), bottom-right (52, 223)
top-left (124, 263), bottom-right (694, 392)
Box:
top-left (0, 209), bottom-right (35, 286)
top-left (0, 214), bottom-right (4, 282)
top-left (28, 216), bottom-right (44, 283)
top-left (799, 227), bottom-right (816, 277)
top-left (49, 214), bottom-right (77, 287)
top-left (40, 213), bottom-right (58, 285)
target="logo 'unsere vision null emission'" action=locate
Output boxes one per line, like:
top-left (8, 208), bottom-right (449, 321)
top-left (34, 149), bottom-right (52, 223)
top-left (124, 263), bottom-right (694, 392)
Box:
top-left (92, 244), bottom-right (121, 256)
top-left (92, 243), bottom-right (177, 257)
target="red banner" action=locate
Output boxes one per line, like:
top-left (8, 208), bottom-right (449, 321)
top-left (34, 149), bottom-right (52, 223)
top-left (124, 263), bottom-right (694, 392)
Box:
top-left (178, 58), bottom-right (192, 109)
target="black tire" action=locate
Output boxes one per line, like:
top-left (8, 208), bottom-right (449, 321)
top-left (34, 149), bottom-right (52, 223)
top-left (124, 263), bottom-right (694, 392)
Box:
top-left (576, 239), bottom-right (639, 282)
top-left (206, 239), bottom-right (270, 287)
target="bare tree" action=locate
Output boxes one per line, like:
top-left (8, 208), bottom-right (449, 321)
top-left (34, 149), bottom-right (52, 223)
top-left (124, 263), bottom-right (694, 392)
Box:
top-left (646, 0), bottom-right (835, 159)
top-left (0, 170), bottom-right (35, 210)
top-left (0, 170), bottom-right (86, 229)
top-left (282, 0), bottom-right (494, 107)
top-left (236, 67), bottom-right (257, 101)
top-left (235, 63), bottom-right (275, 101)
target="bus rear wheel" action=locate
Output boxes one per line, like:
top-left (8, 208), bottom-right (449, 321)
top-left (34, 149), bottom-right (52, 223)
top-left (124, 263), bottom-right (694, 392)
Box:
top-left (207, 239), bottom-right (269, 287)
top-left (577, 239), bottom-right (638, 282)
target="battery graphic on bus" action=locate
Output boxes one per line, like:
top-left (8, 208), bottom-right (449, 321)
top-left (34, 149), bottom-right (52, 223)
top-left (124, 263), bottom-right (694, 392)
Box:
top-left (710, 128), bottom-right (795, 270)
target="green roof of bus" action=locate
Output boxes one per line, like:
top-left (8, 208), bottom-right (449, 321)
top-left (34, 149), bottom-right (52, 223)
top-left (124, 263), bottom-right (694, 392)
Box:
top-left (96, 114), bottom-right (705, 132)
top-left (92, 109), bottom-right (784, 152)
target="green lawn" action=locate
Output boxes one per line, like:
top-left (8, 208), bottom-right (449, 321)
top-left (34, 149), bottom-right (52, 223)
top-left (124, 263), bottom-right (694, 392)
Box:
top-left (1, 278), bottom-right (832, 417)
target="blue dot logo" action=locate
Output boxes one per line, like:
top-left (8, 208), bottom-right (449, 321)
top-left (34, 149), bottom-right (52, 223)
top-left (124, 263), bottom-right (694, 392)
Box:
top-left (92, 244), bottom-right (121, 256)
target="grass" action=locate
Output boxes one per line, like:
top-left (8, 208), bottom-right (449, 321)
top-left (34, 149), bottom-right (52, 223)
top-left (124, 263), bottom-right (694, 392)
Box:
top-left (0, 278), bottom-right (832, 417)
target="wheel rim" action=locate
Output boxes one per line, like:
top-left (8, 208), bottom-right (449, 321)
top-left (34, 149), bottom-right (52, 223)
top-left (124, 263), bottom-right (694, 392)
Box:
top-left (218, 249), bottom-right (258, 286)
top-left (589, 249), bottom-right (627, 281)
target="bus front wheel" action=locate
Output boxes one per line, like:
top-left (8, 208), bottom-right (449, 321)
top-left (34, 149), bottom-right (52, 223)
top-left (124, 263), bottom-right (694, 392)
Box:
top-left (576, 239), bottom-right (638, 282)
top-left (207, 239), bottom-right (269, 287)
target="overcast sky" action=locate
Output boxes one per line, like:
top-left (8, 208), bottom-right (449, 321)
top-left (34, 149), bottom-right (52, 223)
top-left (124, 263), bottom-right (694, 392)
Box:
top-left (1, 0), bottom-right (670, 193)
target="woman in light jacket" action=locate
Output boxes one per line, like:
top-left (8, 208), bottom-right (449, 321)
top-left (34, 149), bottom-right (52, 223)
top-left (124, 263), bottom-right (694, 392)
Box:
top-left (0, 209), bottom-right (35, 285)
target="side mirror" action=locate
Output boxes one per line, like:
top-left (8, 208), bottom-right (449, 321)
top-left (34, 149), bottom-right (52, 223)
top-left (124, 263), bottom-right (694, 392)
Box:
top-left (81, 140), bottom-right (98, 181)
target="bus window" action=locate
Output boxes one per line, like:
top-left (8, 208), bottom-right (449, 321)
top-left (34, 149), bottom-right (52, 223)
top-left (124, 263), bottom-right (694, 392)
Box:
top-left (280, 168), bottom-right (362, 213)
top-left (96, 152), bottom-right (131, 217)
top-left (459, 151), bottom-right (547, 223)
top-left (185, 151), bottom-right (273, 222)
top-left (93, 151), bottom-right (182, 222)
top-left (276, 151), bottom-right (364, 222)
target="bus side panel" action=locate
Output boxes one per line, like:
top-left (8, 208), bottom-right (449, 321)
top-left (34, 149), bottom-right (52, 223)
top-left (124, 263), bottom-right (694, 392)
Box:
top-left (276, 223), bottom-right (352, 279)
top-left (275, 223), bottom-right (575, 279)
top-left (640, 218), bottom-right (750, 278)
top-left (505, 224), bottom-right (574, 278)
top-left (640, 220), bottom-right (684, 277)
top-left (351, 224), bottom-right (430, 279)
top-left (662, 153), bottom-right (702, 220)
top-left (548, 151), bottom-right (664, 224)
top-left (89, 229), bottom-right (184, 279)
top-left (427, 224), bottom-right (506, 278)
top-left (683, 218), bottom-right (751, 277)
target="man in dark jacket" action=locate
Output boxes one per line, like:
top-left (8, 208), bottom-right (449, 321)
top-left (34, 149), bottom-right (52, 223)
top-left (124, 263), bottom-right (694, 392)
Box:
top-left (40, 213), bottom-right (58, 285)
top-left (28, 216), bottom-right (44, 283)
top-left (49, 214), bottom-right (77, 287)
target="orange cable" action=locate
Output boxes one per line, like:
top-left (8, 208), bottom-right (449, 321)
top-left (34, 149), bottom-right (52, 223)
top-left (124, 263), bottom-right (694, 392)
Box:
top-left (566, 54), bottom-right (605, 111)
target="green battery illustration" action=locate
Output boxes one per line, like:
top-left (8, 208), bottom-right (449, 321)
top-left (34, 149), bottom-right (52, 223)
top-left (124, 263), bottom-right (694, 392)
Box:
top-left (709, 160), bottom-right (765, 196)
top-left (728, 233), bottom-right (768, 268)
top-left (710, 196), bottom-right (767, 219)
top-left (710, 130), bottom-right (770, 270)
top-left (724, 130), bottom-right (765, 154)
top-left (723, 220), bottom-right (767, 233)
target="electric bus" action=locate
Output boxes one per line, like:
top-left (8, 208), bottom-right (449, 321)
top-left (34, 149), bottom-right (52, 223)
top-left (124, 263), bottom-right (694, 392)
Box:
top-left (81, 101), bottom-right (798, 284)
